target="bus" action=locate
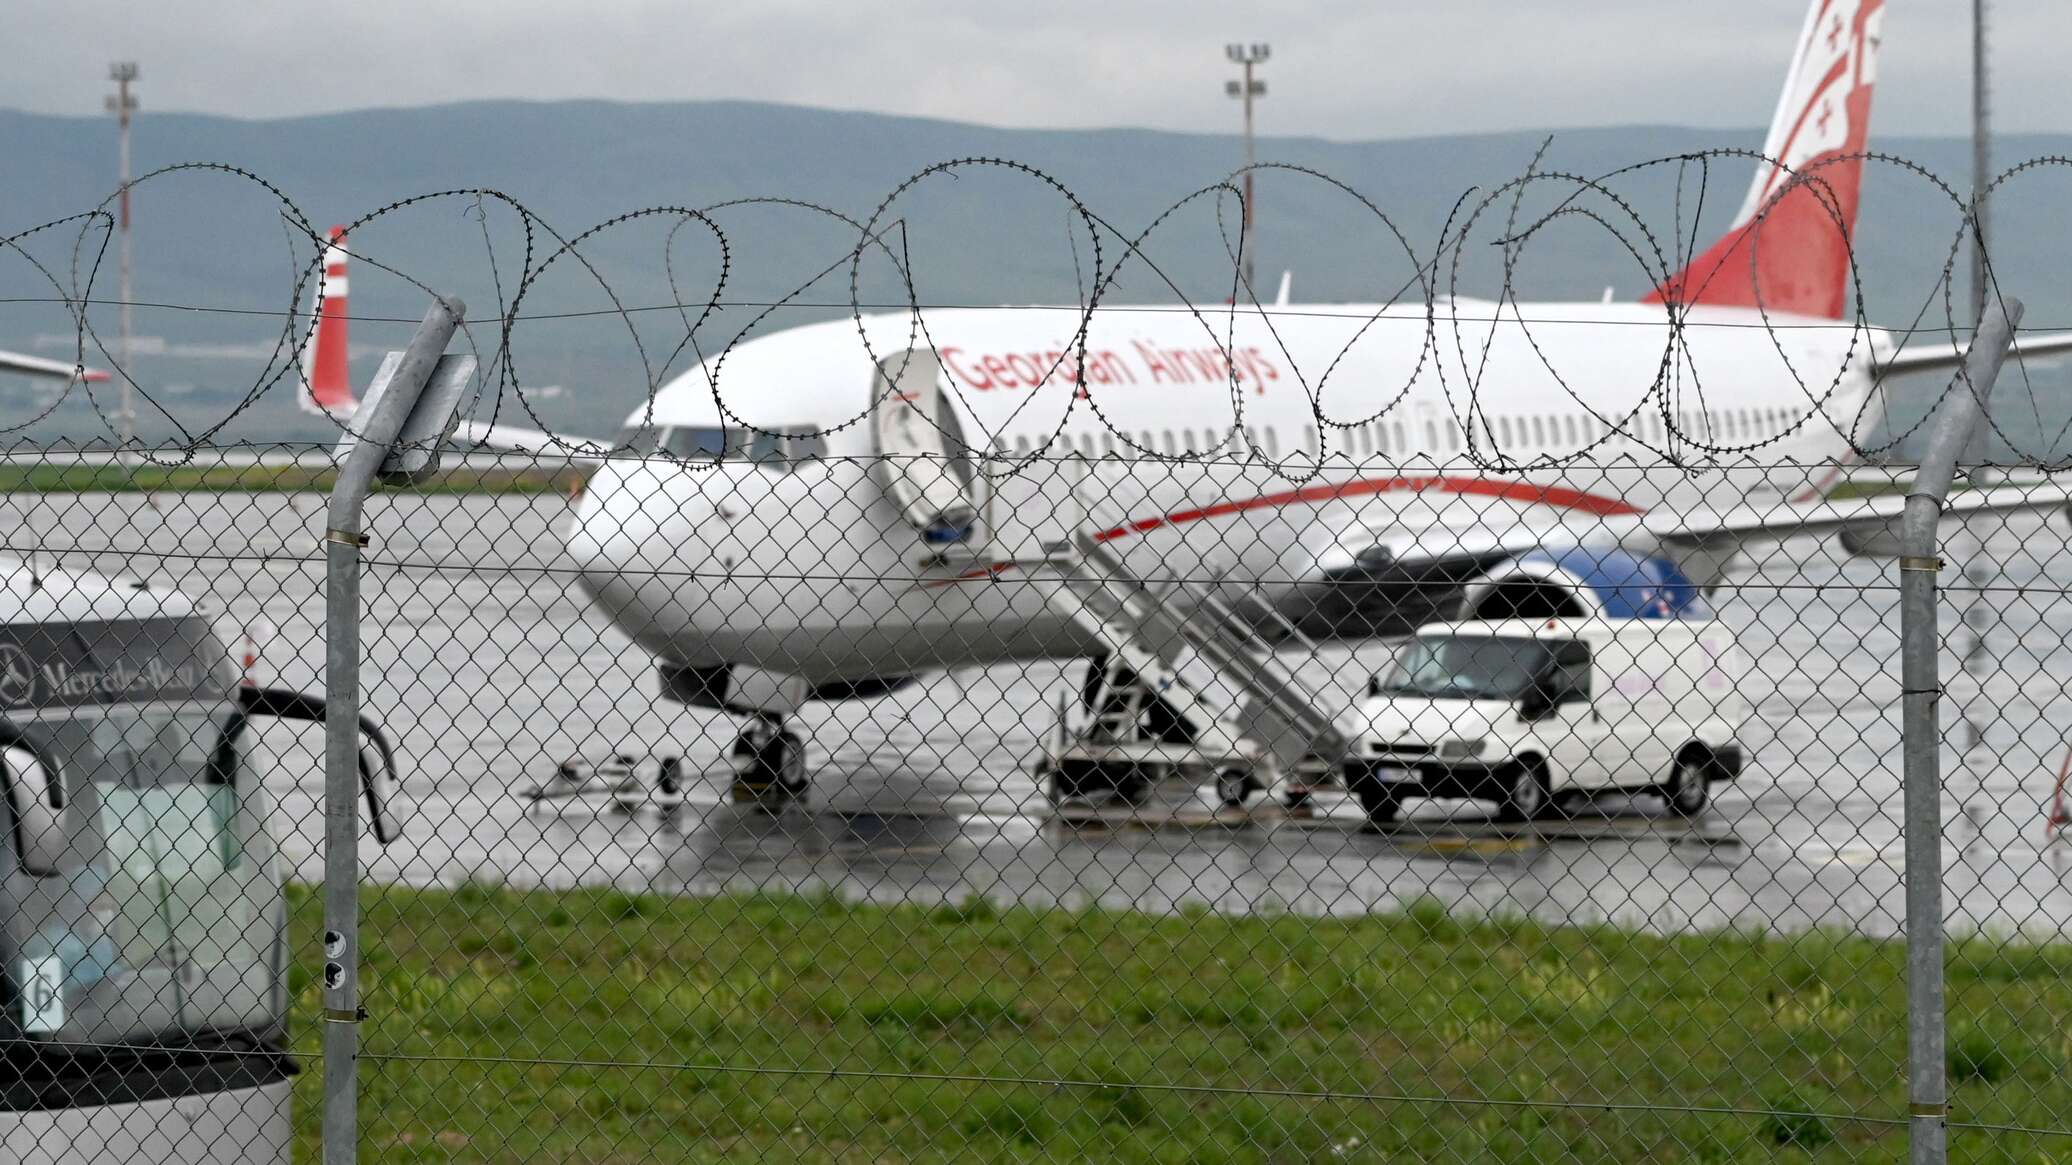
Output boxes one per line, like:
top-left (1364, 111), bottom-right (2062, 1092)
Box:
top-left (2, 560), bottom-right (398, 1164)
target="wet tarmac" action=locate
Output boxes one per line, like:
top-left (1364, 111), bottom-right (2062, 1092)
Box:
top-left (14, 489), bottom-right (2072, 939)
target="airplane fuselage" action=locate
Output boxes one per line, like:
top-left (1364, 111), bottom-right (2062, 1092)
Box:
top-left (565, 300), bottom-right (1880, 684)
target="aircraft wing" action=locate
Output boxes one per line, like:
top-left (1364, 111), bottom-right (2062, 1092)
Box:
top-left (1644, 481), bottom-right (2072, 551)
top-left (449, 419), bottom-right (609, 464)
top-left (1880, 332), bottom-right (2072, 377)
top-left (0, 350), bottom-right (109, 382)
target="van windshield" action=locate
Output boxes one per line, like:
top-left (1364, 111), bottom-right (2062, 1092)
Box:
top-left (1379, 635), bottom-right (1553, 701)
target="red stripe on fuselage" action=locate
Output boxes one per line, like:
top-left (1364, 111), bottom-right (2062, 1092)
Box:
top-left (917, 474), bottom-right (1641, 587)
top-left (1091, 474), bottom-right (1641, 543)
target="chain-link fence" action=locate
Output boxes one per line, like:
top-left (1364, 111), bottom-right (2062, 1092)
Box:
top-left (14, 136), bottom-right (2072, 1164)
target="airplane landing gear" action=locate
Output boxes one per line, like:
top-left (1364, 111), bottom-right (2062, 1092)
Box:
top-left (729, 714), bottom-right (807, 807)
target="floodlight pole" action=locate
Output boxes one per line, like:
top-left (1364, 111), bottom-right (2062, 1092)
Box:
top-left (1225, 43), bottom-right (1269, 295)
top-left (1970, 0), bottom-right (1990, 330)
top-left (106, 62), bottom-right (139, 450)
top-left (1952, 0), bottom-right (1997, 842)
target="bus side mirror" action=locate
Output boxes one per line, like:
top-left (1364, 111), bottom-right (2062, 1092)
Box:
top-left (356, 727), bottom-right (400, 847)
top-left (1, 743), bottom-right (65, 876)
top-left (229, 687), bottom-right (403, 845)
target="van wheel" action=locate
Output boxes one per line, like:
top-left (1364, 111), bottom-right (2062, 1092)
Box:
top-left (1663, 753), bottom-right (1710, 816)
top-left (1494, 758), bottom-right (1551, 824)
top-left (1551, 789), bottom-right (1592, 820)
top-left (1346, 766), bottom-right (1401, 828)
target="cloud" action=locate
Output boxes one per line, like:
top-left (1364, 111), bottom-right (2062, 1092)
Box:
top-left (2, 0), bottom-right (2063, 139)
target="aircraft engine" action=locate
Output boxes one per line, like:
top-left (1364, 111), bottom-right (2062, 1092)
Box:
top-left (1458, 547), bottom-right (1711, 622)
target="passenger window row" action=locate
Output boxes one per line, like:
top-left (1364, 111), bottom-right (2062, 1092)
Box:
top-left (986, 403), bottom-right (1799, 463)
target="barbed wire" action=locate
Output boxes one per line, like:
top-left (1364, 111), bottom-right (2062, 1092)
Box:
top-left (5, 148), bottom-right (2072, 472)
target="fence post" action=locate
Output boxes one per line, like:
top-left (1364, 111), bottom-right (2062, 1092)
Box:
top-left (320, 295), bottom-right (466, 1165)
top-left (1898, 295), bottom-right (2023, 1165)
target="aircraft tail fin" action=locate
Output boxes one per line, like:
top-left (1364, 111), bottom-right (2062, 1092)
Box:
top-left (1644, 0), bottom-right (1885, 319)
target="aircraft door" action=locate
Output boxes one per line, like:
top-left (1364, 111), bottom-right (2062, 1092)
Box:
top-left (1414, 397), bottom-right (1444, 467)
top-left (871, 349), bottom-right (981, 544)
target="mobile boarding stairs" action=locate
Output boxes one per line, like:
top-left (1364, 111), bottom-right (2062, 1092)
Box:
top-left (1025, 529), bottom-right (1360, 812)
top-left (869, 349), bottom-right (1358, 813)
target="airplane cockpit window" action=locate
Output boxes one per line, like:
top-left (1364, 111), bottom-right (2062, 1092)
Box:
top-left (660, 426), bottom-right (744, 461)
top-left (788, 433), bottom-right (827, 463)
top-left (614, 425), bottom-right (663, 455)
top-left (746, 429), bottom-right (786, 465)
top-left (659, 426), bottom-right (832, 470)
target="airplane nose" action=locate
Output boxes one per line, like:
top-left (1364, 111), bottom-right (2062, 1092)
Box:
top-left (562, 469), bottom-right (706, 641)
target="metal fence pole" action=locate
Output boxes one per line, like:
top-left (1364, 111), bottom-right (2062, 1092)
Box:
top-left (1899, 295), bottom-right (2023, 1165)
top-left (321, 296), bottom-right (465, 1165)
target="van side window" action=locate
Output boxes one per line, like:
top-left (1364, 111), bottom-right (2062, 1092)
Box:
top-left (1550, 640), bottom-right (1592, 699)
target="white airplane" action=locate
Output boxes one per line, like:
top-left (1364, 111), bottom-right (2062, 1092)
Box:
top-left (0, 351), bottom-right (109, 386)
top-left (344, 0), bottom-right (2072, 797)
top-left (297, 226), bottom-right (577, 457)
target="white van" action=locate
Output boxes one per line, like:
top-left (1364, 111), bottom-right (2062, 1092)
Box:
top-left (1345, 616), bottom-right (1748, 825)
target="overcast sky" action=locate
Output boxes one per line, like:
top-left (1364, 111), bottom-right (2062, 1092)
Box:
top-left (2, 1), bottom-right (2065, 140)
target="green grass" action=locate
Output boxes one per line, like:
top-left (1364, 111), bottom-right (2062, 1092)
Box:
top-left (286, 886), bottom-right (2072, 1163)
top-left (0, 462), bottom-right (586, 494)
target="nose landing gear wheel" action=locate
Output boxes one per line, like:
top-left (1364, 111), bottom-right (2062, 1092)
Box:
top-left (730, 717), bottom-right (807, 808)
top-left (1046, 761), bottom-right (1151, 809)
top-left (1215, 768), bottom-right (1260, 809)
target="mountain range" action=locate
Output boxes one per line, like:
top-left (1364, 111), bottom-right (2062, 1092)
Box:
top-left (1, 99), bottom-right (2067, 457)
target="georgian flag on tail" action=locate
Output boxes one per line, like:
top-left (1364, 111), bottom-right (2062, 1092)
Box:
top-left (299, 225), bottom-right (357, 418)
top-left (1646, 0), bottom-right (1884, 319)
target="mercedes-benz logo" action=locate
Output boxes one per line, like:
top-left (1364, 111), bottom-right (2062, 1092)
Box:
top-left (0, 644), bottom-right (38, 706)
